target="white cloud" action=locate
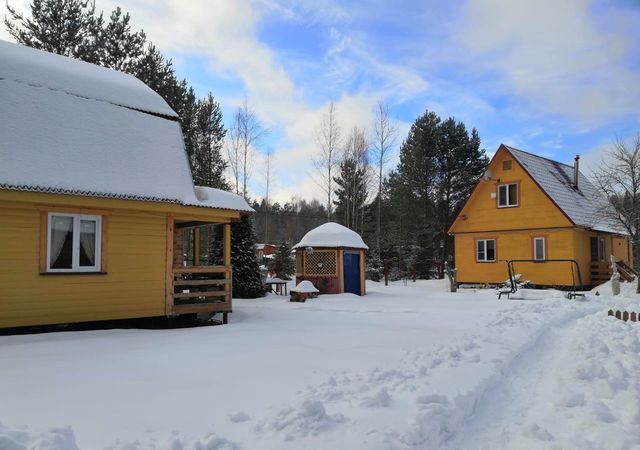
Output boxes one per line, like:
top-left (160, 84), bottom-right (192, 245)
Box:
top-left (454, 0), bottom-right (640, 125)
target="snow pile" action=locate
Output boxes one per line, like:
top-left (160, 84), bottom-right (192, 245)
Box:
top-left (105, 432), bottom-right (238, 450)
top-left (291, 280), bottom-right (319, 293)
top-left (0, 422), bottom-right (79, 450)
top-left (263, 399), bottom-right (346, 442)
top-left (0, 40), bottom-right (175, 117)
top-left (293, 222), bottom-right (368, 249)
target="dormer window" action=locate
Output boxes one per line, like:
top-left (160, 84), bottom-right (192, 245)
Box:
top-left (498, 183), bottom-right (518, 208)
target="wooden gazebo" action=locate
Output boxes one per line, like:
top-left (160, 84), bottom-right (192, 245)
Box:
top-left (293, 222), bottom-right (368, 296)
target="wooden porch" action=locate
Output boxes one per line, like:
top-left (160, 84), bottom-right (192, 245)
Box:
top-left (165, 214), bottom-right (233, 321)
top-left (590, 259), bottom-right (636, 285)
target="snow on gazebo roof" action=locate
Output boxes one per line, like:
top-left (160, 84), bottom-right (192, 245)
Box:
top-left (0, 41), bottom-right (251, 213)
top-left (293, 222), bottom-right (369, 250)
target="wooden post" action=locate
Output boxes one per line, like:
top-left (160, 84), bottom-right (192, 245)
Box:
top-left (360, 249), bottom-right (366, 295)
top-left (165, 213), bottom-right (174, 316)
top-left (223, 223), bottom-right (232, 307)
top-left (223, 223), bottom-right (231, 266)
top-left (193, 227), bottom-right (201, 266)
top-left (384, 261), bottom-right (389, 286)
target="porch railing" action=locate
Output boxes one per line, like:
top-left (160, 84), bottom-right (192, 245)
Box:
top-left (170, 266), bottom-right (232, 315)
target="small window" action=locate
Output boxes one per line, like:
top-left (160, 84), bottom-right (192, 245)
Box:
top-left (533, 237), bottom-right (545, 261)
top-left (498, 183), bottom-right (518, 207)
top-left (599, 238), bottom-right (606, 262)
top-left (476, 239), bottom-right (496, 262)
top-left (502, 160), bottom-right (512, 171)
top-left (47, 213), bottom-right (102, 272)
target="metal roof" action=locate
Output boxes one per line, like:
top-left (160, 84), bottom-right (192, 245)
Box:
top-left (505, 146), bottom-right (622, 234)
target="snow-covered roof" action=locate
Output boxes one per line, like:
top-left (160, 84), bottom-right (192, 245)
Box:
top-left (0, 39), bottom-right (176, 118)
top-left (0, 41), bottom-right (252, 213)
top-left (191, 186), bottom-right (254, 213)
top-left (293, 222), bottom-right (369, 249)
top-left (505, 146), bottom-right (623, 234)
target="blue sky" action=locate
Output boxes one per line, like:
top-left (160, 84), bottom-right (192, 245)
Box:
top-left (2, 0), bottom-right (639, 202)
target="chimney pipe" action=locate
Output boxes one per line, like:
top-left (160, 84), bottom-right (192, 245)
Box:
top-left (573, 155), bottom-right (580, 188)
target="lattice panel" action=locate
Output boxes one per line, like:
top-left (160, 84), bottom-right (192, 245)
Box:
top-left (305, 250), bottom-right (337, 276)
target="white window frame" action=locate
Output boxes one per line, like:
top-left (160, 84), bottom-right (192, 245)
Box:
top-left (476, 239), bottom-right (496, 262)
top-left (533, 237), bottom-right (546, 261)
top-left (497, 183), bottom-right (518, 208)
top-left (46, 212), bottom-right (102, 273)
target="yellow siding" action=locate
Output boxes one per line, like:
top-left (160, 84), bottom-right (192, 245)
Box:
top-left (449, 147), bottom-right (572, 234)
top-left (0, 199), bottom-right (168, 327)
top-left (455, 229), bottom-right (579, 285)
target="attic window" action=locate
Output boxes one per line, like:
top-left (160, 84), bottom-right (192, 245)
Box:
top-left (502, 160), bottom-right (513, 171)
top-left (497, 183), bottom-right (518, 208)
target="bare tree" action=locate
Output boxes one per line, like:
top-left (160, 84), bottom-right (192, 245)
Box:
top-left (371, 101), bottom-right (398, 251)
top-left (592, 133), bottom-right (640, 292)
top-left (312, 102), bottom-right (342, 220)
top-left (228, 96), bottom-right (267, 198)
top-left (338, 126), bottom-right (370, 233)
top-left (263, 148), bottom-right (274, 243)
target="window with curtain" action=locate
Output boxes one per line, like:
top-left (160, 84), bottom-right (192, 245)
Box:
top-left (47, 213), bottom-right (101, 272)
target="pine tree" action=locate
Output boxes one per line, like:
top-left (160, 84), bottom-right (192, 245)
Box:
top-left (333, 158), bottom-right (368, 231)
top-left (5, 0), bottom-right (103, 62)
top-left (192, 93), bottom-right (229, 189)
top-left (100, 6), bottom-right (145, 72)
top-left (273, 241), bottom-right (294, 280)
top-left (231, 216), bottom-right (265, 298)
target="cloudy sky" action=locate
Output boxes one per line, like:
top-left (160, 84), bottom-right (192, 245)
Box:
top-left (2, 0), bottom-right (639, 202)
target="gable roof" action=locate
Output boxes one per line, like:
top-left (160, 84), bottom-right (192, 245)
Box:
top-left (0, 41), bottom-right (252, 213)
top-left (503, 145), bottom-right (621, 234)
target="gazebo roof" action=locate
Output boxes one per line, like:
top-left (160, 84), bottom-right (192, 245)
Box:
top-left (293, 222), bottom-right (368, 250)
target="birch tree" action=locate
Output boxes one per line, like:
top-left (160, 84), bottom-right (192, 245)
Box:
top-left (312, 102), bottom-right (342, 220)
top-left (228, 97), bottom-right (267, 198)
top-left (371, 101), bottom-right (398, 251)
top-left (592, 133), bottom-right (640, 293)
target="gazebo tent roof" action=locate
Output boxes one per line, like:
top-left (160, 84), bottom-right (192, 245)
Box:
top-left (293, 222), bottom-right (368, 250)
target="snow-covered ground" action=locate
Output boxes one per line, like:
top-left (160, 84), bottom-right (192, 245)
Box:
top-left (1, 280), bottom-right (638, 450)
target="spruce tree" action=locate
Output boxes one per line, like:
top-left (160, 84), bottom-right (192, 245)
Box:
top-left (231, 215), bottom-right (265, 298)
top-left (193, 93), bottom-right (229, 189)
top-left (273, 241), bottom-right (294, 280)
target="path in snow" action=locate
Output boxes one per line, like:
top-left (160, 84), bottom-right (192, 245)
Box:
top-left (446, 307), bottom-right (640, 450)
top-left (445, 313), bottom-right (580, 449)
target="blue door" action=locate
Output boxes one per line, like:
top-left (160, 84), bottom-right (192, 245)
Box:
top-left (343, 252), bottom-right (361, 295)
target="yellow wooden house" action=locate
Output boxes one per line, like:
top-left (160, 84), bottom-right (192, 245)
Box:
top-left (449, 144), bottom-right (633, 288)
top-left (0, 41), bottom-right (253, 329)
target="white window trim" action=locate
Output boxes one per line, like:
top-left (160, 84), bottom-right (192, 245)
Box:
top-left (533, 237), bottom-right (546, 261)
top-left (46, 212), bottom-right (102, 273)
top-left (476, 239), bottom-right (496, 262)
top-left (497, 183), bottom-right (518, 208)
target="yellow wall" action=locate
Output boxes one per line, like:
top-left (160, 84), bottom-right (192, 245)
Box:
top-left (455, 229), bottom-right (579, 285)
top-left (449, 147), bottom-right (572, 234)
top-left (0, 191), bottom-right (239, 328)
